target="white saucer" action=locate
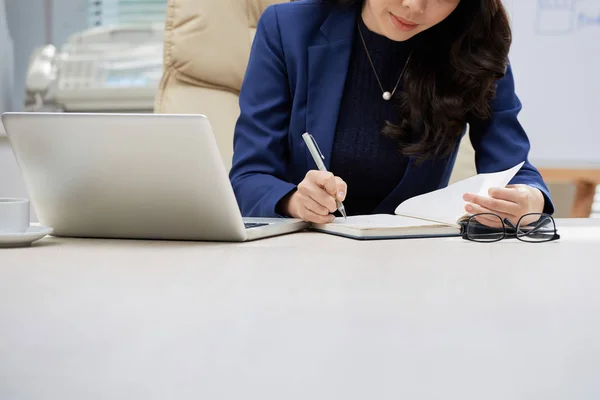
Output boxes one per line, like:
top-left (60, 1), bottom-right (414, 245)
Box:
top-left (0, 225), bottom-right (54, 248)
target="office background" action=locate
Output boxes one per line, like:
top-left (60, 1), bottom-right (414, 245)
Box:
top-left (4, 0), bottom-right (166, 113)
top-left (0, 0), bottom-right (598, 218)
top-left (1, 3), bottom-right (599, 398)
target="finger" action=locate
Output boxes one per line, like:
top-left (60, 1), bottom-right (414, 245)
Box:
top-left (299, 208), bottom-right (335, 224)
top-left (307, 170), bottom-right (338, 196)
top-left (487, 186), bottom-right (529, 205)
top-left (472, 215), bottom-right (505, 229)
top-left (465, 202), bottom-right (514, 223)
top-left (466, 211), bottom-right (506, 229)
top-left (309, 191), bottom-right (337, 213)
top-left (334, 177), bottom-right (347, 201)
top-left (301, 195), bottom-right (331, 217)
top-left (303, 182), bottom-right (337, 212)
top-left (463, 193), bottom-right (520, 217)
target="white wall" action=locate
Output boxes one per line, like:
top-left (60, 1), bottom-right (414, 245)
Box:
top-left (6, 0), bottom-right (87, 112)
top-left (0, 136), bottom-right (36, 220)
top-left (1, 0), bottom-right (86, 221)
top-left (5, 0), bottom-right (46, 114)
top-left (505, 0), bottom-right (600, 168)
top-left (0, 0), bottom-right (13, 114)
top-left (0, 0), bottom-right (29, 214)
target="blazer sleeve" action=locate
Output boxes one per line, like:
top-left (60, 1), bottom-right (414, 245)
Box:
top-left (468, 63), bottom-right (555, 215)
top-left (228, 5), bottom-right (297, 217)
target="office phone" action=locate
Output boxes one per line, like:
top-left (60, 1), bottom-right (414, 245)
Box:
top-left (25, 24), bottom-right (164, 112)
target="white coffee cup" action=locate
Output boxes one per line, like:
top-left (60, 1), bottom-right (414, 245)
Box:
top-left (0, 198), bottom-right (30, 233)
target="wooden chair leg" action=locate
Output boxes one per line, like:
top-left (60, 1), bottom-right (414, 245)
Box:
top-left (569, 180), bottom-right (597, 218)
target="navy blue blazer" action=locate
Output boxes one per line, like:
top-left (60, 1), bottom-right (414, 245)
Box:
top-left (229, 0), bottom-right (553, 217)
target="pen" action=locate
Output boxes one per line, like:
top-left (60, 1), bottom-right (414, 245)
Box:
top-left (302, 132), bottom-right (347, 219)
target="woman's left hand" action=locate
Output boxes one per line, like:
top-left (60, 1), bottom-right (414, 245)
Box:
top-left (462, 184), bottom-right (545, 228)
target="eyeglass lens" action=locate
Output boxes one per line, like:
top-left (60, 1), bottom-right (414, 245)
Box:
top-left (517, 214), bottom-right (557, 242)
top-left (466, 213), bottom-right (505, 242)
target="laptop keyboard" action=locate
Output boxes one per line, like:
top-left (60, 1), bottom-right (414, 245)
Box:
top-left (244, 222), bottom-right (269, 229)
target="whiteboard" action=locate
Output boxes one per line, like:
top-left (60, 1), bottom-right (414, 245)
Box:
top-left (503, 0), bottom-right (600, 168)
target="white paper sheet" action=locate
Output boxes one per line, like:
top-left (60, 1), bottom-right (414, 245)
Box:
top-left (393, 161), bottom-right (526, 226)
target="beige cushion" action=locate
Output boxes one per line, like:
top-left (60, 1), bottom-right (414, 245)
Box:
top-left (155, 0), bottom-right (289, 170)
top-left (155, 0), bottom-right (476, 179)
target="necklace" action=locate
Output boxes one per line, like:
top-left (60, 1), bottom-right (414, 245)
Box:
top-left (357, 21), bottom-right (412, 101)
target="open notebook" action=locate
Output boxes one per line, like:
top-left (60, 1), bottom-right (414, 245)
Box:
top-left (310, 162), bottom-right (526, 240)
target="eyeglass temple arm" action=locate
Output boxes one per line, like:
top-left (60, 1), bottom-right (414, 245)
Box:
top-left (503, 217), bottom-right (553, 237)
top-left (503, 218), bottom-right (522, 234)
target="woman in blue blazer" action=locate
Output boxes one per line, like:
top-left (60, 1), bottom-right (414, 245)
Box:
top-left (229, 0), bottom-right (554, 226)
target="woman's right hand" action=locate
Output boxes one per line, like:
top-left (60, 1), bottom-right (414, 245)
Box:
top-left (280, 170), bottom-right (347, 223)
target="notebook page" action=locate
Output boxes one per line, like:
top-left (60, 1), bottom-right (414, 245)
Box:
top-left (393, 162), bottom-right (526, 226)
top-left (328, 214), bottom-right (448, 230)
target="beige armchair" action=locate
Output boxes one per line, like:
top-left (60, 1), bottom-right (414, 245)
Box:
top-left (155, 0), bottom-right (477, 181)
top-left (155, 0), bottom-right (287, 171)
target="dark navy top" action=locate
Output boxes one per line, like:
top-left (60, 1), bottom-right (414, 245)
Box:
top-left (330, 17), bottom-right (414, 216)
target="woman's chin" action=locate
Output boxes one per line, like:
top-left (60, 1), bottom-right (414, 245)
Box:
top-left (382, 28), bottom-right (420, 42)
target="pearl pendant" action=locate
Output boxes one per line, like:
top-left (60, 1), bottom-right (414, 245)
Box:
top-left (382, 91), bottom-right (392, 101)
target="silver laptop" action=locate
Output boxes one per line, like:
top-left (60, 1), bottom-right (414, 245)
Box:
top-left (1, 112), bottom-right (309, 241)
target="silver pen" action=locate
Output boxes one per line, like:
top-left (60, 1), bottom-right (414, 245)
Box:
top-left (302, 132), bottom-right (347, 219)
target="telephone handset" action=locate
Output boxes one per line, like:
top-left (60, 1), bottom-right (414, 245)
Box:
top-left (25, 45), bottom-right (59, 110)
top-left (25, 24), bottom-right (164, 112)
top-left (26, 45), bottom-right (58, 93)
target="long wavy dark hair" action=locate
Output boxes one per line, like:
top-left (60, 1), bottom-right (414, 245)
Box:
top-left (325, 0), bottom-right (512, 162)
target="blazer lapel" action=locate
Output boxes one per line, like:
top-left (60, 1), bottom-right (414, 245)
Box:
top-left (306, 5), bottom-right (358, 170)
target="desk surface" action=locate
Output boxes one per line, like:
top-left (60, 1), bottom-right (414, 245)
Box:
top-left (1, 218), bottom-right (600, 400)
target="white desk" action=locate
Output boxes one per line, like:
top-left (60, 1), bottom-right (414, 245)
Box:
top-left (1, 219), bottom-right (600, 400)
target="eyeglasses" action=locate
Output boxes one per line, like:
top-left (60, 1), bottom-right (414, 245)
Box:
top-left (462, 213), bottom-right (560, 243)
